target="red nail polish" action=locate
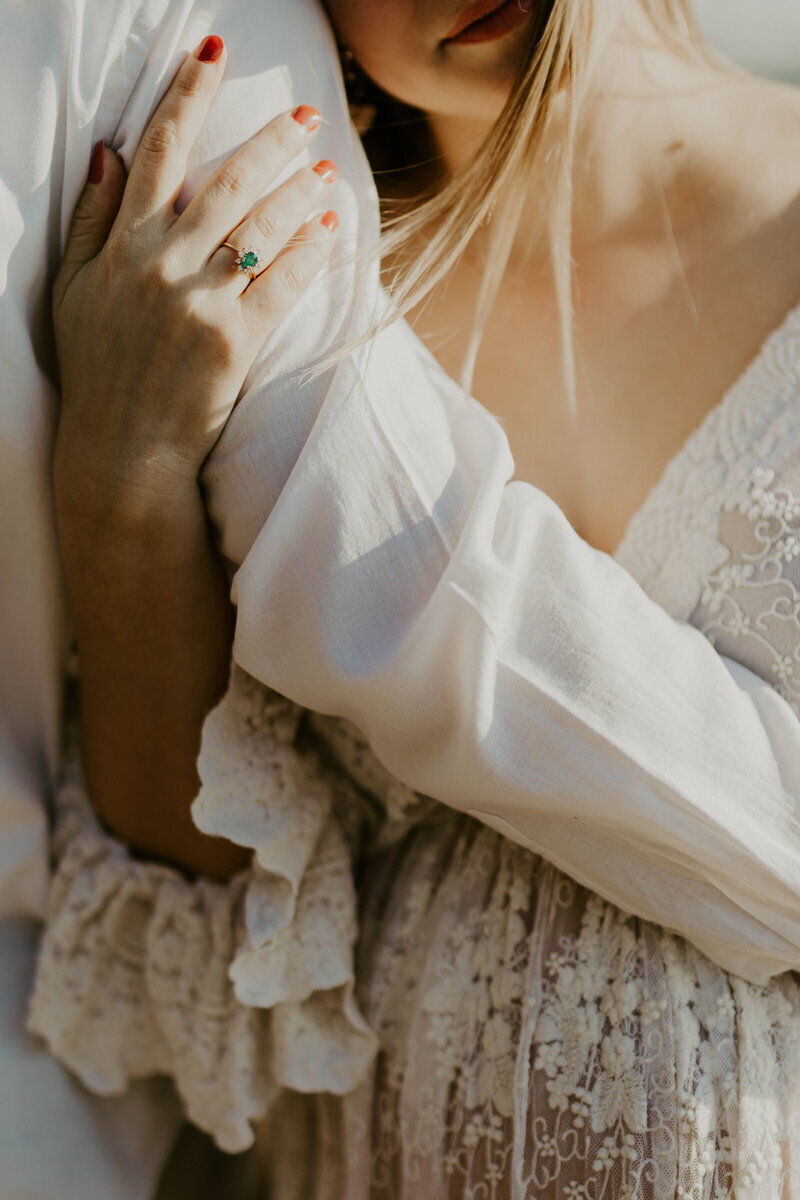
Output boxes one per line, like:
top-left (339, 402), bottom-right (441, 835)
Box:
top-left (313, 160), bottom-right (338, 183)
top-left (89, 141), bottom-right (104, 184)
top-left (196, 35), bottom-right (224, 63)
top-left (292, 105), bottom-right (323, 131)
top-left (320, 210), bottom-right (339, 233)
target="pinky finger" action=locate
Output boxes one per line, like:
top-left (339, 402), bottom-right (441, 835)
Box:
top-left (240, 210), bottom-right (338, 341)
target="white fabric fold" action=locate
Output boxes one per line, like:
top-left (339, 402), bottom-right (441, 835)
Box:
top-left (204, 265), bottom-right (800, 984)
top-left (27, 686), bottom-right (378, 1151)
top-left (193, 665), bottom-right (377, 1054)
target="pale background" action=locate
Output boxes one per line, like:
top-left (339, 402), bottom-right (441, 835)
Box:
top-left (693, 0), bottom-right (800, 82)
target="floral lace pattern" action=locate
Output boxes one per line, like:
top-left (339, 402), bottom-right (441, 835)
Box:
top-left (307, 711), bottom-right (438, 848)
top-left (614, 304), bottom-right (800, 619)
top-left (693, 461), bottom-right (800, 719)
top-left (25, 713), bottom-right (273, 1154)
top-left (275, 815), bottom-right (800, 1200)
top-left (268, 810), bottom-right (800, 1200)
top-left (268, 303), bottom-right (800, 1198)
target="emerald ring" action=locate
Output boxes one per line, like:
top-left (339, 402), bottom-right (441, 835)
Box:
top-left (221, 242), bottom-right (261, 279)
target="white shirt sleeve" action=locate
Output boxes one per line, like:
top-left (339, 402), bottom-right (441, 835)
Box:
top-left (204, 308), bottom-right (800, 986)
top-left (190, 16), bottom-right (800, 983)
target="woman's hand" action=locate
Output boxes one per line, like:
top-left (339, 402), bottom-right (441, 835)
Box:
top-left (52, 36), bottom-right (340, 878)
top-left (53, 33), bottom-right (339, 523)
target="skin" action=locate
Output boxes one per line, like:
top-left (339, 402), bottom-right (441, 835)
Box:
top-left (56, 1), bottom-right (800, 874)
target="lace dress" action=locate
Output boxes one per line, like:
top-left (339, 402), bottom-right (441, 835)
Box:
top-left (27, 305), bottom-right (800, 1198)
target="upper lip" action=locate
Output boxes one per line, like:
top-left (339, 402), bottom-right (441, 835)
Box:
top-left (443, 0), bottom-right (511, 40)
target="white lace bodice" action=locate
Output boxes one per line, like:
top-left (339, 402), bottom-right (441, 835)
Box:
top-left (615, 298), bottom-right (800, 641)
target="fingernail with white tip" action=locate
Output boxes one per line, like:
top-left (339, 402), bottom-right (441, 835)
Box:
top-left (292, 105), bottom-right (323, 131)
top-left (312, 160), bottom-right (338, 183)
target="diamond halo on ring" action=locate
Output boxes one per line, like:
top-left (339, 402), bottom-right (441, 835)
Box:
top-left (221, 243), bottom-right (261, 279)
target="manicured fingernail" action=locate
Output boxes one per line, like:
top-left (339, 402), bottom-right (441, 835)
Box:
top-left (89, 141), bottom-right (104, 184)
top-left (313, 160), bottom-right (338, 183)
top-left (196, 35), bottom-right (224, 63)
top-left (320, 210), bottom-right (339, 233)
top-left (292, 105), bottom-right (323, 131)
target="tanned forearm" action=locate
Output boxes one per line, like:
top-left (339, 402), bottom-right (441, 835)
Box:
top-left (56, 471), bottom-right (249, 879)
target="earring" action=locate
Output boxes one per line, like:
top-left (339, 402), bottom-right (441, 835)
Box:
top-left (337, 40), bottom-right (377, 135)
top-left (339, 45), bottom-right (361, 97)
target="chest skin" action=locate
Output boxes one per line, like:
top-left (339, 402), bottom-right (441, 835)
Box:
top-left (410, 199), bottom-right (800, 558)
top-left (396, 77), bottom-right (800, 558)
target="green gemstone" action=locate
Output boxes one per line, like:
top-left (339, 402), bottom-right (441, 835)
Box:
top-left (240, 250), bottom-right (259, 271)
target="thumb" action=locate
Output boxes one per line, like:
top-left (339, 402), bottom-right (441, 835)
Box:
top-left (58, 142), bottom-right (127, 287)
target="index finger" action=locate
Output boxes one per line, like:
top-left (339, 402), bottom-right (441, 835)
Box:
top-left (118, 35), bottom-right (226, 229)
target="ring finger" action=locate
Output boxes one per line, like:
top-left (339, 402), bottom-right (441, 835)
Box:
top-left (177, 105), bottom-right (324, 253)
top-left (207, 159), bottom-right (338, 293)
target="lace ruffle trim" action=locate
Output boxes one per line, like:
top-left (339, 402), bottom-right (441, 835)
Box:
top-left (192, 665), bottom-right (378, 1091)
top-left (26, 665), bottom-right (377, 1152)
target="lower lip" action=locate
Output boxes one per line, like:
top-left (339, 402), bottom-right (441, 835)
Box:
top-left (445, 0), bottom-right (533, 46)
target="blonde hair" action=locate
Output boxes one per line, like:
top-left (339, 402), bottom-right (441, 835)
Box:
top-left (354, 0), bottom-right (706, 406)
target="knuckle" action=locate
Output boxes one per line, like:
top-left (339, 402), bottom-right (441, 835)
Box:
top-left (262, 119), bottom-right (294, 160)
top-left (273, 256), bottom-right (309, 298)
top-left (140, 119), bottom-right (182, 160)
top-left (172, 67), bottom-right (206, 104)
top-left (250, 208), bottom-right (282, 244)
top-left (70, 188), bottom-right (95, 223)
top-left (297, 172), bottom-right (323, 204)
top-left (215, 159), bottom-right (256, 201)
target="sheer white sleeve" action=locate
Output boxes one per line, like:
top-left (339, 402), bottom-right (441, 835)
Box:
top-left (204, 280), bottom-right (800, 985)
top-left (26, 671), bottom-right (377, 1151)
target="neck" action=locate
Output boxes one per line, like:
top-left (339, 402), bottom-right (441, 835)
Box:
top-left (426, 1), bottom-right (737, 262)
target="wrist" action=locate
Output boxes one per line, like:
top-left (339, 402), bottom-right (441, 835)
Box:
top-left (56, 484), bottom-right (216, 608)
top-left (54, 444), bottom-right (204, 544)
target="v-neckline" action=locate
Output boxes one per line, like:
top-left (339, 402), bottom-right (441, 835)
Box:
top-left (612, 297), bottom-right (800, 568)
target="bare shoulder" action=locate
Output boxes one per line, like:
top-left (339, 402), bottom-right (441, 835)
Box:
top-left (720, 73), bottom-right (800, 309)
top-left (683, 69), bottom-right (800, 359)
top-left (756, 77), bottom-right (800, 292)
top-left (736, 74), bottom-right (800, 204)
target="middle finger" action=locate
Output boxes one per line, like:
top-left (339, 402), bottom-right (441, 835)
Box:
top-left (176, 105), bottom-right (324, 253)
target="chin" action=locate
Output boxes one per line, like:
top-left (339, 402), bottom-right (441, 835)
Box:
top-left (374, 63), bottom-right (516, 123)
